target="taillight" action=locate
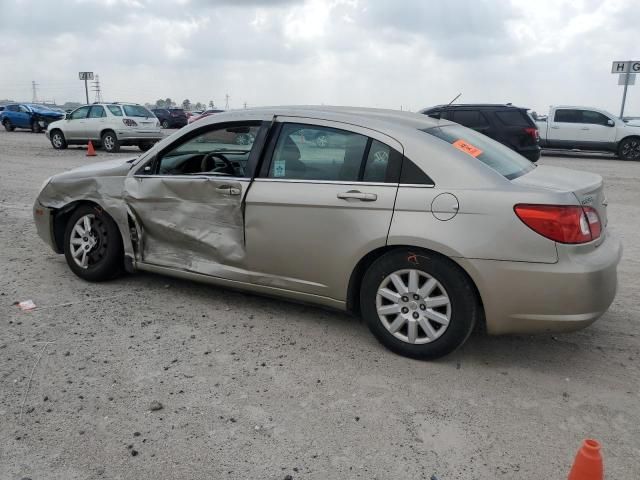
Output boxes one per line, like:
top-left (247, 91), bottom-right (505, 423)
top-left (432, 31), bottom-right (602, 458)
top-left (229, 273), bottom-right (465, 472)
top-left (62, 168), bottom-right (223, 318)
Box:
top-left (524, 127), bottom-right (539, 141)
top-left (123, 118), bottom-right (138, 127)
top-left (514, 204), bottom-right (602, 244)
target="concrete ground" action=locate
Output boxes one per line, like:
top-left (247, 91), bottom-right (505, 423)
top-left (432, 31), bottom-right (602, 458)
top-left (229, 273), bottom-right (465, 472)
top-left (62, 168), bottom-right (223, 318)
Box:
top-left (0, 129), bottom-right (638, 480)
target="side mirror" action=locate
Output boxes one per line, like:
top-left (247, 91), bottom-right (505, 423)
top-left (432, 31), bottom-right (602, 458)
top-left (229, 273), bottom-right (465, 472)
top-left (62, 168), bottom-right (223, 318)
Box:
top-left (607, 119), bottom-right (615, 127)
top-left (65, 113), bottom-right (71, 120)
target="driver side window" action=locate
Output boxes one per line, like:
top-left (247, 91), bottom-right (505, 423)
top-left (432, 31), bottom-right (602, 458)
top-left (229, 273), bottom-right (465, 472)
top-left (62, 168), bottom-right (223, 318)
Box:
top-left (70, 106), bottom-right (90, 120)
top-left (153, 123), bottom-right (261, 177)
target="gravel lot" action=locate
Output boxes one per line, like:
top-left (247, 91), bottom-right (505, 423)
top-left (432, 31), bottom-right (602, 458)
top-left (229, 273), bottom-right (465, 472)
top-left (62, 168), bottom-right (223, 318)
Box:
top-left (1, 129), bottom-right (638, 479)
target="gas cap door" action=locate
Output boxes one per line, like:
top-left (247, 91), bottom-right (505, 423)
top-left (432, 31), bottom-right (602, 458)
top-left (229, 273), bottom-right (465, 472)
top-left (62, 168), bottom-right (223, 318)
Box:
top-left (431, 192), bottom-right (459, 221)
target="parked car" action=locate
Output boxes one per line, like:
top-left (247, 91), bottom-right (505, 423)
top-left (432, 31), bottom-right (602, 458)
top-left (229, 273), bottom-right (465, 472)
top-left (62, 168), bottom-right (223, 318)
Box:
top-left (152, 108), bottom-right (188, 129)
top-left (187, 109), bottom-right (225, 124)
top-left (537, 106), bottom-right (640, 160)
top-left (46, 103), bottom-right (162, 153)
top-left (1, 103), bottom-right (65, 133)
top-left (420, 104), bottom-right (541, 162)
top-left (33, 106), bottom-right (621, 359)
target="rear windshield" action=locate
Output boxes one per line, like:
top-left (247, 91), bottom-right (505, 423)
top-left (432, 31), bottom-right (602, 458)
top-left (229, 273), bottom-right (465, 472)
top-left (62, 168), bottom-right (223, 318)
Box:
top-left (123, 105), bottom-right (153, 117)
top-left (494, 109), bottom-right (532, 127)
top-left (421, 124), bottom-right (534, 180)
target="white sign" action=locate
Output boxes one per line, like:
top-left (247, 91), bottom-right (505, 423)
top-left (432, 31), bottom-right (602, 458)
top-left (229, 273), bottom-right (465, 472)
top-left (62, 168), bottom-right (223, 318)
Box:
top-left (619, 74), bottom-right (636, 86)
top-left (78, 71), bottom-right (94, 80)
top-left (611, 61), bottom-right (640, 74)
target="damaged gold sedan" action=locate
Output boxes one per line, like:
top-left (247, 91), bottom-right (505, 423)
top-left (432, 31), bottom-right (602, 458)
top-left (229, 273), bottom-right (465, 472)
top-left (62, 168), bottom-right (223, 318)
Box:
top-left (33, 107), bottom-right (621, 359)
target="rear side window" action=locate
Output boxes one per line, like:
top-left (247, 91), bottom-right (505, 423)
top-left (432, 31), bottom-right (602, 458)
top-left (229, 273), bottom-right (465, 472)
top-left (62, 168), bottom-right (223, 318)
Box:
top-left (554, 109), bottom-right (580, 123)
top-left (88, 106), bottom-right (106, 118)
top-left (362, 140), bottom-right (402, 183)
top-left (495, 110), bottom-right (531, 127)
top-left (107, 105), bottom-right (123, 116)
top-left (451, 110), bottom-right (489, 129)
top-left (421, 124), bottom-right (534, 180)
top-left (581, 110), bottom-right (610, 126)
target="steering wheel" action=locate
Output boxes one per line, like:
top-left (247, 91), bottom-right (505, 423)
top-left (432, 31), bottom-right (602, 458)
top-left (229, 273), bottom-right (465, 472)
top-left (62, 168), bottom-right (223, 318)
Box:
top-left (200, 153), bottom-right (235, 175)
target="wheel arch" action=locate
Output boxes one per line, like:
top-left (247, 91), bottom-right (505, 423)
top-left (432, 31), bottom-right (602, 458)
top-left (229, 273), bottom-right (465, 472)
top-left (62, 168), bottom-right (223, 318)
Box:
top-left (346, 245), bottom-right (486, 330)
top-left (617, 135), bottom-right (640, 152)
top-left (52, 200), bottom-right (125, 254)
top-left (100, 128), bottom-right (118, 139)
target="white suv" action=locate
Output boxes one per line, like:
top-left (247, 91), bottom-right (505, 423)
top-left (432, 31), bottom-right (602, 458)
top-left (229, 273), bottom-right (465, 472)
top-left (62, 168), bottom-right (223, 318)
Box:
top-left (46, 103), bottom-right (163, 153)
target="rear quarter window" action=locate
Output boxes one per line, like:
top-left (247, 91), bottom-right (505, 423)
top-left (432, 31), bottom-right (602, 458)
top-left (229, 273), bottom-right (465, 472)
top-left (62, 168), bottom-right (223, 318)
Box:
top-left (421, 124), bottom-right (534, 180)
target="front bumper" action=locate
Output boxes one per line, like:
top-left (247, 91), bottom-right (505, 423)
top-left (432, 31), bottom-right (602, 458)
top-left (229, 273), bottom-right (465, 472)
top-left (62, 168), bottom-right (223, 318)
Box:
top-left (456, 230), bottom-right (622, 335)
top-left (33, 202), bottom-right (60, 253)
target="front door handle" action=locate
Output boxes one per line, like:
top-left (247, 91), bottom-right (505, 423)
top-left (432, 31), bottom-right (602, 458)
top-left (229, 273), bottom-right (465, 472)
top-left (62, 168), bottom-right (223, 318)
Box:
top-left (551, 126), bottom-right (560, 129)
top-left (216, 185), bottom-right (241, 195)
top-left (580, 127), bottom-right (590, 130)
top-left (337, 190), bottom-right (377, 201)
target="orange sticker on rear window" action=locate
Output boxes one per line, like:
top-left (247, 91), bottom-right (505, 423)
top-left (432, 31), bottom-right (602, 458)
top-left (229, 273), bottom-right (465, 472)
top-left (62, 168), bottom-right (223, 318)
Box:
top-left (452, 139), bottom-right (483, 158)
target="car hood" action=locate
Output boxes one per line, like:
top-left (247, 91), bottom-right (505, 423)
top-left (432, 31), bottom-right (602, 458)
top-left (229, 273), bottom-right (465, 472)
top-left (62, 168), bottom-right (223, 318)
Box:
top-left (52, 157), bottom-right (136, 181)
top-left (31, 107), bottom-right (64, 118)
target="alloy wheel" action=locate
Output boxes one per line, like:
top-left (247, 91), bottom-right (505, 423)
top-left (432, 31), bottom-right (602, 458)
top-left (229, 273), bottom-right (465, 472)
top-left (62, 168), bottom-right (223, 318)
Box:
top-left (375, 269), bottom-right (451, 344)
top-left (69, 214), bottom-right (108, 269)
top-left (621, 139), bottom-right (640, 160)
top-left (52, 133), bottom-right (63, 148)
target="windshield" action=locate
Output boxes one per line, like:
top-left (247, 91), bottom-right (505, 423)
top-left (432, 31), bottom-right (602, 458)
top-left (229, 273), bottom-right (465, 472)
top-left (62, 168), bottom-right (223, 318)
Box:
top-left (421, 124), bottom-right (535, 180)
top-left (123, 105), bottom-right (153, 117)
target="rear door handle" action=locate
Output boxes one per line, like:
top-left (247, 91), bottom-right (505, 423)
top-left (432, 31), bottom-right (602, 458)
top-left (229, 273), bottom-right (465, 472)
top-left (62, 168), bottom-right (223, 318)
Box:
top-left (216, 185), bottom-right (241, 195)
top-left (551, 126), bottom-right (560, 129)
top-left (337, 190), bottom-right (377, 201)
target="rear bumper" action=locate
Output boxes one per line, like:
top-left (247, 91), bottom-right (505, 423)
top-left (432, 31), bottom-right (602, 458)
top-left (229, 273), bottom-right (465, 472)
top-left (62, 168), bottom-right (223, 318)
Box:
top-left (456, 230), bottom-right (622, 335)
top-left (517, 145), bottom-right (541, 162)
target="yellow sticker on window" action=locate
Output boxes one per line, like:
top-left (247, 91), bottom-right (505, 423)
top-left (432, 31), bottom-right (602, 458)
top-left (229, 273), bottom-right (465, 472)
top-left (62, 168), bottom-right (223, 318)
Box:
top-left (452, 139), bottom-right (483, 158)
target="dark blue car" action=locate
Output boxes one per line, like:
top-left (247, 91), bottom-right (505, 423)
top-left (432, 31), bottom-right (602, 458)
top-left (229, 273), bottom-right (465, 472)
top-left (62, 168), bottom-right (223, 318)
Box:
top-left (1, 103), bottom-right (65, 133)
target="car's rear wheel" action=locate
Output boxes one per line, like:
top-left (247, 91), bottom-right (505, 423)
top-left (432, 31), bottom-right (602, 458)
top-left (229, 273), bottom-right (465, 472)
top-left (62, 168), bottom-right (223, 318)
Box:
top-left (50, 130), bottom-right (67, 149)
top-left (138, 141), bottom-right (154, 152)
top-left (101, 130), bottom-right (120, 153)
top-left (3, 119), bottom-right (14, 132)
top-left (161, 120), bottom-right (170, 129)
top-left (31, 120), bottom-right (42, 133)
top-left (618, 137), bottom-right (640, 161)
top-left (360, 249), bottom-right (478, 359)
top-left (63, 205), bottom-right (123, 281)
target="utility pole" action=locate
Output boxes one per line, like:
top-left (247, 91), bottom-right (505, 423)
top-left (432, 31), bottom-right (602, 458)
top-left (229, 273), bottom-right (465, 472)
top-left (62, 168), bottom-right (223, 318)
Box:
top-left (225, 93), bottom-right (230, 110)
top-left (91, 75), bottom-right (103, 103)
top-left (620, 71), bottom-right (630, 119)
top-left (31, 81), bottom-right (39, 103)
top-left (243, 101), bottom-right (247, 109)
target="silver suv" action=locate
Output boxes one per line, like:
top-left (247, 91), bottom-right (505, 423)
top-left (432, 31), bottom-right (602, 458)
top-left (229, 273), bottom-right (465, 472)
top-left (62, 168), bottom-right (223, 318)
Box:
top-left (46, 103), bottom-right (163, 153)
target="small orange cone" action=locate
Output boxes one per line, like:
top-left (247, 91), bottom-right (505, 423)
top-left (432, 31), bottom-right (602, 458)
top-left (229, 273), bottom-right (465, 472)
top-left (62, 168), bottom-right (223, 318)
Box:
top-left (568, 439), bottom-right (603, 480)
top-left (86, 140), bottom-right (96, 157)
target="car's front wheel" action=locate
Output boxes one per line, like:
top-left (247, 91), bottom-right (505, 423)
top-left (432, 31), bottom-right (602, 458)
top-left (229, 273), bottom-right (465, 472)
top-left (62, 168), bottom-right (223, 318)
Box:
top-left (360, 249), bottom-right (479, 359)
top-left (3, 119), bottom-right (15, 132)
top-left (50, 130), bottom-right (67, 149)
top-left (101, 130), bottom-right (120, 153)
top-left (31, 120), bottom-right (43, 133)
top-left (618, 137), bottom-right (640, 161)
top-left (63, 205), bottom-right (123, 281)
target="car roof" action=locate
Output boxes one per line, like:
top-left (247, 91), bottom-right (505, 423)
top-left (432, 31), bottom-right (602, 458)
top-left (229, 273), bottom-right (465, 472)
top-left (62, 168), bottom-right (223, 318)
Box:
top-left (422, 104), bottom-right (527, 111)
top-left (222, 105), bottom-right (447, 133)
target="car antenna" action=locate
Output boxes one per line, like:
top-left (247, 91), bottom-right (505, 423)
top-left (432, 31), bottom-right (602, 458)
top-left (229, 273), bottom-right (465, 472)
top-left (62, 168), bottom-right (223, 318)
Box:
top-left (447, 93), bottom-right (462, 105)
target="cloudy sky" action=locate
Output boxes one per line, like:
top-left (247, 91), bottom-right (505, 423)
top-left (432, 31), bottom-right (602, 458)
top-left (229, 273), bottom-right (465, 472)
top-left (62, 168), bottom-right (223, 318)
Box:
top-left (0, 0), bottom-right (638, 114)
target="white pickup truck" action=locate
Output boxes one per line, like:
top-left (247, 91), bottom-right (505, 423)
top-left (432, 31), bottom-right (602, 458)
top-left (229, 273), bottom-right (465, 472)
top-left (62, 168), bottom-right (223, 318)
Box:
top-left (536, 106), bottom-right (640, 160)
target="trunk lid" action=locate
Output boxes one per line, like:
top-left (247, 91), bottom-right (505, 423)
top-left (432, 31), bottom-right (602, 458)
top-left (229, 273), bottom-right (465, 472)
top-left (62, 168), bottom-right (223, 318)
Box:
top-left (512, 165), bottom-right (608, 227)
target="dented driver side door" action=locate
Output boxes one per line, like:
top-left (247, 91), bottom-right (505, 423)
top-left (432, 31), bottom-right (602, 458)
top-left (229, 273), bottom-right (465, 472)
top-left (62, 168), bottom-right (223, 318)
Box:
top-left (123, 121), bottom-right (266, 277)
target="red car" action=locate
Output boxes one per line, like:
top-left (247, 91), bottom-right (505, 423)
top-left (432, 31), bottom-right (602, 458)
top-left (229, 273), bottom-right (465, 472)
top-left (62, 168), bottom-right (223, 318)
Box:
top-left (187, 109), bottom-right (225, 124)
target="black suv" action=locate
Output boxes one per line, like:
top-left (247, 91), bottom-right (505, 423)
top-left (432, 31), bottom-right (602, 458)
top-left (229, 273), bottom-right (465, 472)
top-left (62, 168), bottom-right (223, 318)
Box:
top-left (420, 104), bottom-right (541, 162)
top-left (151, 108), bottom-right (188, 129)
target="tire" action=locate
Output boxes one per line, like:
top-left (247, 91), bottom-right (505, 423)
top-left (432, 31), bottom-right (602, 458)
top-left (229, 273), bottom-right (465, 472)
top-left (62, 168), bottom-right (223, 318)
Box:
top-left (138, 142), bottom-right (154, 152)
top-left (63, 205), bottom-right (123, 282)
top-left (31, 120), bottom-right (42, 133)
top-left (360, 249), bottom-right (479, 360)
top-left (50, 130), bottom-right (68, 150)
top-left (161, 120), bottom-right (170, 129)
top-left (3, 119), bottom-right (15, 132)
top-left (617, 137), bottom-right (640, 161)
top-left (101, 130), bottom-right (120, 153)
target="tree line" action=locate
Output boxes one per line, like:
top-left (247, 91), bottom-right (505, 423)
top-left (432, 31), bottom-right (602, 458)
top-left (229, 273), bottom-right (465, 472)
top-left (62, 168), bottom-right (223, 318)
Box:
top-left (147, 98), bottom-right (217, 111)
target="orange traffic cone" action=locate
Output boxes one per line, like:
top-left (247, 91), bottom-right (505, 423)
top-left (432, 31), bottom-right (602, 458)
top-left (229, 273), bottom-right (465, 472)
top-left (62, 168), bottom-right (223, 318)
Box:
top-left (86, 141), bottom-right (96, 157)
top-left (568, 439), bottom-right (603, 480)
